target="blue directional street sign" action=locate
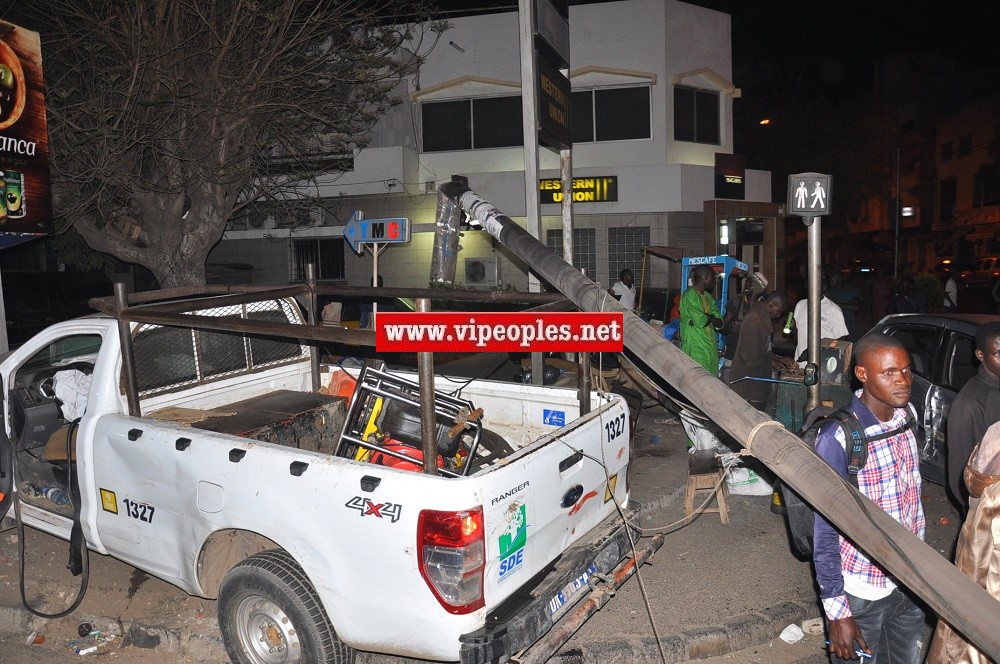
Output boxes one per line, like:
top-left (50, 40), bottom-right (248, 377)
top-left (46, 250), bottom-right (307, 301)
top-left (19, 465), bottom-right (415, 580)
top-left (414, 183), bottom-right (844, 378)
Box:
top-left (343, 214), bottom-right (411, 253)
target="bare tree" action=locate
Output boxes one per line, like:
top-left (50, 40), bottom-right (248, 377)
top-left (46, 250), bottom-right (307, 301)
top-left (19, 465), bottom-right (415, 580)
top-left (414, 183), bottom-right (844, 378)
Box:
top-left (26, 0), bottom-right (444, 286)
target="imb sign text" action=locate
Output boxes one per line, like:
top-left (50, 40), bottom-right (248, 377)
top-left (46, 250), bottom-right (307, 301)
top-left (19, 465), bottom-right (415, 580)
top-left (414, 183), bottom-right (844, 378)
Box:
top-left (344, 217), bottom-right (411, 252)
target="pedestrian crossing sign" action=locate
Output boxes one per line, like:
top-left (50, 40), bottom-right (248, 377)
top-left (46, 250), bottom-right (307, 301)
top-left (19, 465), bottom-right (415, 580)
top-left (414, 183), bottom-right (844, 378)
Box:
top-left (788, 173), bottom-right (832, 216)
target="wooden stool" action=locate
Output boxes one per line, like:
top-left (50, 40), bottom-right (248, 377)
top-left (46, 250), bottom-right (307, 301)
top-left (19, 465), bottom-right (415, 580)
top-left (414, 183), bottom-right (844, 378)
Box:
top-left (684, 450), bottom-right (730, 524)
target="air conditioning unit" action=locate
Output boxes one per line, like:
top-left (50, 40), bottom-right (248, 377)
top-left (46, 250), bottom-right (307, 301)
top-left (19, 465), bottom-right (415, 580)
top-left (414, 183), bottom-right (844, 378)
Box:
top-left (465, 257), bottom-right (498, 288)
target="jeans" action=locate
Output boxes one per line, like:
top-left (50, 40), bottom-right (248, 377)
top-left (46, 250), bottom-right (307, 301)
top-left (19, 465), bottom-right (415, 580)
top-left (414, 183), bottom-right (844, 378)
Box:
top-left (830, 589), bottom-right (924, 664)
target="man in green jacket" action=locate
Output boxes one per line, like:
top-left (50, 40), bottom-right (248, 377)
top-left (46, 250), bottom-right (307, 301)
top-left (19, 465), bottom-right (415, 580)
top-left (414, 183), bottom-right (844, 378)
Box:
top-left (680, 264), bottom-right (725, 375)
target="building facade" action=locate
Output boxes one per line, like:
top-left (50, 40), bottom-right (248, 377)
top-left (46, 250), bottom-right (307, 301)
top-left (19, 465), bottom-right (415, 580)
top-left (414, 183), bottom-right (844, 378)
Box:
top-left (831, 55), bottom-right (999, 275)
top-left (210, 0), bottom-right (777, 302)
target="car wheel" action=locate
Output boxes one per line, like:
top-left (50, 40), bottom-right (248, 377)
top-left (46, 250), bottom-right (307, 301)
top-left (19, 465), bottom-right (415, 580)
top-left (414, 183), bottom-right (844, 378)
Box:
top-left (218, 549), bottom-right (355, 664)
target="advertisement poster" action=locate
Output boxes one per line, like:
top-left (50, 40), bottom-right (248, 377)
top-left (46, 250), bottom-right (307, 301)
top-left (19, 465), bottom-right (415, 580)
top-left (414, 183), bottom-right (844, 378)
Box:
top-left (0, 20), bottom-right (51, 247)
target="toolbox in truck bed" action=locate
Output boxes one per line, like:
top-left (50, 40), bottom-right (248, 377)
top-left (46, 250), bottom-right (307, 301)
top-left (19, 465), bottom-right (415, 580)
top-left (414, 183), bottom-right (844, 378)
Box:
top-left (152, 390), bottom-right (347, 454)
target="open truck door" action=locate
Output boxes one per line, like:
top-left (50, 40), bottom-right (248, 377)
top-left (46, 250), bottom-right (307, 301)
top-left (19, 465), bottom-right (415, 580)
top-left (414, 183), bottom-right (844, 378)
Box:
top-left (0, 382), bottom-right (12, 522)
top-left (0, 442), bottom-right (11, 523)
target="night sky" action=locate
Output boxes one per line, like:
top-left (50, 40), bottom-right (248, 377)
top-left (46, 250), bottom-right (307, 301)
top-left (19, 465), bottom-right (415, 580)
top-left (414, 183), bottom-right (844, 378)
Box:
top-left (432, 0), bottom-right (999, 199)
top-left (433, 1), bottom-right (999, 76)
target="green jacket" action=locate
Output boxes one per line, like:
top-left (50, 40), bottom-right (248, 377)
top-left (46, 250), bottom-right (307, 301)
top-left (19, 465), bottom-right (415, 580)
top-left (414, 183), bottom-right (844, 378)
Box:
top-left (679, 287), bottom-right (721, 375)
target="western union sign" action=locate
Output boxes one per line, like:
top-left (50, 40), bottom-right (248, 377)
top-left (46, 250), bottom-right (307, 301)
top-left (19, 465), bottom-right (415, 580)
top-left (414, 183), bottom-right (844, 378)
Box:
top-left (539, 176), bottom-right (618, 204)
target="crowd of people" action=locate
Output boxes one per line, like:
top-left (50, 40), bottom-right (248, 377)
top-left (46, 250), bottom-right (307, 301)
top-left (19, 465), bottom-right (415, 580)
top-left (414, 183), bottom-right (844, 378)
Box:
top-left (635, 262), bottom-right (1000, 663)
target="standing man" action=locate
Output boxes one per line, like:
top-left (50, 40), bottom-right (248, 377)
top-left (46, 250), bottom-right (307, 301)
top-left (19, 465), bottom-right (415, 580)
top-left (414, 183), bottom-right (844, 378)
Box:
top-left (814, 333), bottom-right (925, 663)
top-left (946, 322), bottom-right (1000, 511)
top-left (793, 276), bottom-right (849, 367)
top-left (680, 265), bottom-right (724, 375)
top-left (729, 291), bottom-right (792, 412)
top-left (609, 269), bottom-right (636, 311)
top-left (722, 271), bottom-right (768, 365)
top-left (826, 273), bottom-right (861, 340)
top-left (943, 273), bottom-right (959, 312)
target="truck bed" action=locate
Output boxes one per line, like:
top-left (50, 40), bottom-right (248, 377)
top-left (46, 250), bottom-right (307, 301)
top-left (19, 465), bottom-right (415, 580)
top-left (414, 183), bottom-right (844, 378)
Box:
top-left (148, 390), bottom-right (347, 455)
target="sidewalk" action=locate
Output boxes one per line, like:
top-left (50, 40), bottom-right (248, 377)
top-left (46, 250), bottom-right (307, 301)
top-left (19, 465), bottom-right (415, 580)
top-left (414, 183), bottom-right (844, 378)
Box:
top-left (0, 399), bottom-right (961, 663)
top-left (552, 404), bottom-right (822, 662)
top-left (552, 400), bottom-right (961, 663)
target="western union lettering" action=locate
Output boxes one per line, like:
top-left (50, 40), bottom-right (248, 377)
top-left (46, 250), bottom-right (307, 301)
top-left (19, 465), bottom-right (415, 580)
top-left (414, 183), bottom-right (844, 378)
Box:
top-left (548, 102), bottom-right (568, 130)
top-left (539, 176), bottom-right (619, 204)
top-left (540, 73), bottom-right (568, 106)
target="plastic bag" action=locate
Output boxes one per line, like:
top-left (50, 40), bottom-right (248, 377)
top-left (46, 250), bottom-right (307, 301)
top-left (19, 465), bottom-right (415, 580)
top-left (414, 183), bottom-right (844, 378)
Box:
top-left (662, 319), bottom-right (680, 341)
top-left (680, 411), bottom-right (729, 453)
top-left (725, 466), bottom-right (773, 496)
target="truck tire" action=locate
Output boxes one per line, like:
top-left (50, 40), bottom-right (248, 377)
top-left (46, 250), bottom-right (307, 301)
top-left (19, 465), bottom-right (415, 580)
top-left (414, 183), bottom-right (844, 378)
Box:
top-left (218, 549), bottom-right (355, 664)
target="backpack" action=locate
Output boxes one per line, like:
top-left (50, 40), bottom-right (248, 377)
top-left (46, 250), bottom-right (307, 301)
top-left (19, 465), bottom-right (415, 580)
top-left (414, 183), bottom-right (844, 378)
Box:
top-left (780, 406), bottom-right (916, 558)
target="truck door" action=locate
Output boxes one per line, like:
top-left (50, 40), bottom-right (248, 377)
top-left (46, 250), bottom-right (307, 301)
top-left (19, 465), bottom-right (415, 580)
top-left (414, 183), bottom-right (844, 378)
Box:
top-left (0, 325), bottom-right (107, 533)
top-left (0, 398), bottom-right (11, 521)
top-left (89, 413), bottom-right (216, 584)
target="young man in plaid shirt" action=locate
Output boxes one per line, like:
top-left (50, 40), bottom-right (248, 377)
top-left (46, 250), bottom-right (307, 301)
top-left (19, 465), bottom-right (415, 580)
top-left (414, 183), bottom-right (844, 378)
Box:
top-left (813, 333), bottom-right (926, 663)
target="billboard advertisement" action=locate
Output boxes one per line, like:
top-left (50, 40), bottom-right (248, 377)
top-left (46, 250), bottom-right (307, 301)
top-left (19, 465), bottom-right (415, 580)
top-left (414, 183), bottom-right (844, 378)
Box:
top-left (0, 20), bottom-right (51, 247)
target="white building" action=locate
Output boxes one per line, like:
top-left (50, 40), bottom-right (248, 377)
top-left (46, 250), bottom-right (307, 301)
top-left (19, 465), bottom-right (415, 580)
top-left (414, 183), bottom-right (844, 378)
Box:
top-left (210, 0), bottom-right (779, 301)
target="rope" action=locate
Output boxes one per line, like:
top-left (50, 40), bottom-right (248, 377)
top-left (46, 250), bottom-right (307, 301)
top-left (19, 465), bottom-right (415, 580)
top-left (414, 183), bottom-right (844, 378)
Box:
top-left (745, 420), bottom-right (785, 453)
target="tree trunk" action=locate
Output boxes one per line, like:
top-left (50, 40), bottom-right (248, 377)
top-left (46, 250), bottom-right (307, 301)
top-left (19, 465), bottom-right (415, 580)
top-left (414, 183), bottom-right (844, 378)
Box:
top-left (156, 261), bottom-right (208, 289)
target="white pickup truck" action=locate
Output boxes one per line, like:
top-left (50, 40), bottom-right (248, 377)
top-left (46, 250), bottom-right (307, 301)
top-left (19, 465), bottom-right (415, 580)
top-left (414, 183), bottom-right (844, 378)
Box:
top-left (0, 290), bottom-right (642, 663)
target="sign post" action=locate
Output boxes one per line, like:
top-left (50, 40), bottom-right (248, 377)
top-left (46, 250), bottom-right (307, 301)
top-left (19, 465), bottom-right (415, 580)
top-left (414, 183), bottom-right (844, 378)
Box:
top-left (787, 173), bottom-right (833, 411)
top-left (0, 21), bottom-right (55, 353)
top-left (343, 211), bottom-right (411, 326)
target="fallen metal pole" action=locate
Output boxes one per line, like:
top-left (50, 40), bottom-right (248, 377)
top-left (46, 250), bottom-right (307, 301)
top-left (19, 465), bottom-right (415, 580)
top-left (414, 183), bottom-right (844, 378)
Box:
top-left (439, 181), bottom-right (1000, 660)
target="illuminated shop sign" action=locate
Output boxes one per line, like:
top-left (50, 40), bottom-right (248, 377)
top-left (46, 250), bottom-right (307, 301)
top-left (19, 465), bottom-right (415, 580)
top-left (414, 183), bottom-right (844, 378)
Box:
top-left (539, 176), bottom-right (618, 204)
top-left (0, 21), bottom-right (52, 246)
top-left (715, 153), bottom-right (745, 200)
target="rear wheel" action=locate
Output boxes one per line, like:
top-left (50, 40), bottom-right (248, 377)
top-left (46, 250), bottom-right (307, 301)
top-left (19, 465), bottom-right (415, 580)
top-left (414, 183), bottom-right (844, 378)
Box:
top-left (218, 549), bottom-right (355, 664)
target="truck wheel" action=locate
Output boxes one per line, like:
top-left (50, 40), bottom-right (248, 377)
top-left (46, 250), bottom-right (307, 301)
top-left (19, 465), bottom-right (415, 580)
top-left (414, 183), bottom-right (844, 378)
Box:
top-left (218, 549), bottom-right (355, 664)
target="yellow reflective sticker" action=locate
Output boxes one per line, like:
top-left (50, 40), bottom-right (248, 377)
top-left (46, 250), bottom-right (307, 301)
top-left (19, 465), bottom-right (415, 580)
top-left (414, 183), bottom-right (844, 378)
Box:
top-left (604, 474), bottom-right (618, 503)
top-left (100, 488), bottom-right (118, 514)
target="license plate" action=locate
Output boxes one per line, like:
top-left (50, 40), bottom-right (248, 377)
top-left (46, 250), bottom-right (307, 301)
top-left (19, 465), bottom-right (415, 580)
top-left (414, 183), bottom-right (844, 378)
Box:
top-left (548, 562), bottom-right (598, 617)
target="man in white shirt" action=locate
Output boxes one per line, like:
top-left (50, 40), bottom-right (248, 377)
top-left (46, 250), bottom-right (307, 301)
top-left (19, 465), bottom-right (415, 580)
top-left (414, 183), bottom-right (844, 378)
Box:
top-left (609, 269), bottom-right (636, 311)
top-left (793, 280), bottom-right (850, 367)
top-left (944, 275), bottom-right (959, 311)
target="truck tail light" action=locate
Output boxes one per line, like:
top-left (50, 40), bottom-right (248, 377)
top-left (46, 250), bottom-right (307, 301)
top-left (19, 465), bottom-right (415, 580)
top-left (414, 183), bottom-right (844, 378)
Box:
top-left (417, 507), bottom-right (485, 614)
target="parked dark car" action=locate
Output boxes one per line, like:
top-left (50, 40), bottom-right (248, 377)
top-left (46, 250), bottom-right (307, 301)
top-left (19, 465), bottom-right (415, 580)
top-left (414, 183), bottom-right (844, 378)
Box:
top-left (2, 270), bottom-right (114, 349)
top-left (869, 313), bottom-right (1000, 485)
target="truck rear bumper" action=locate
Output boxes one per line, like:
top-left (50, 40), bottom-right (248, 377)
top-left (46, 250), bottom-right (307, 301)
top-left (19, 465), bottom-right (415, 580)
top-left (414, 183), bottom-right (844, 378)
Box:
top-left (459, 502), bottom-right (661, 664)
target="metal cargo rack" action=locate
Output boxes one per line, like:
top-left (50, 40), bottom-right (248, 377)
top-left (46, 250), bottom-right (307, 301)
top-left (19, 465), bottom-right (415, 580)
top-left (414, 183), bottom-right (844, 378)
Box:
top-left (88, 275), bottom-right (580, 477)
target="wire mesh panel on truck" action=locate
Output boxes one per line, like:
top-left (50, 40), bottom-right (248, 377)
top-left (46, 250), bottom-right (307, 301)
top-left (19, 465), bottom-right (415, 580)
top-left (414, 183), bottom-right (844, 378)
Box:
top-left (129, 299), bottom-right (308, 397)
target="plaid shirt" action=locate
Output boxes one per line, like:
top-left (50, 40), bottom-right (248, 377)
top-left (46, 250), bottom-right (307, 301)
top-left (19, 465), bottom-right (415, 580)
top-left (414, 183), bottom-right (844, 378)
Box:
top-left (813, 394), bottom-right (925, 620)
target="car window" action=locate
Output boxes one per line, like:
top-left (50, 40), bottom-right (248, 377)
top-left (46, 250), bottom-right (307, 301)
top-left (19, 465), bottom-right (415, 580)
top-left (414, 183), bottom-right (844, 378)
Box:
top-left (943, 332), bottom-right (980, 392)
top-left (23, 334), bottom-right (103, 372)
top-left (884, 325), bottom-right (938, 379)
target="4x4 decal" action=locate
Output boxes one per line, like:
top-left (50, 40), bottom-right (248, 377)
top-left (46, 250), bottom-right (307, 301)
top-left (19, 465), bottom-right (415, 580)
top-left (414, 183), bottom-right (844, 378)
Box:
top-left (346, 496), bottom-right (402, 523)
